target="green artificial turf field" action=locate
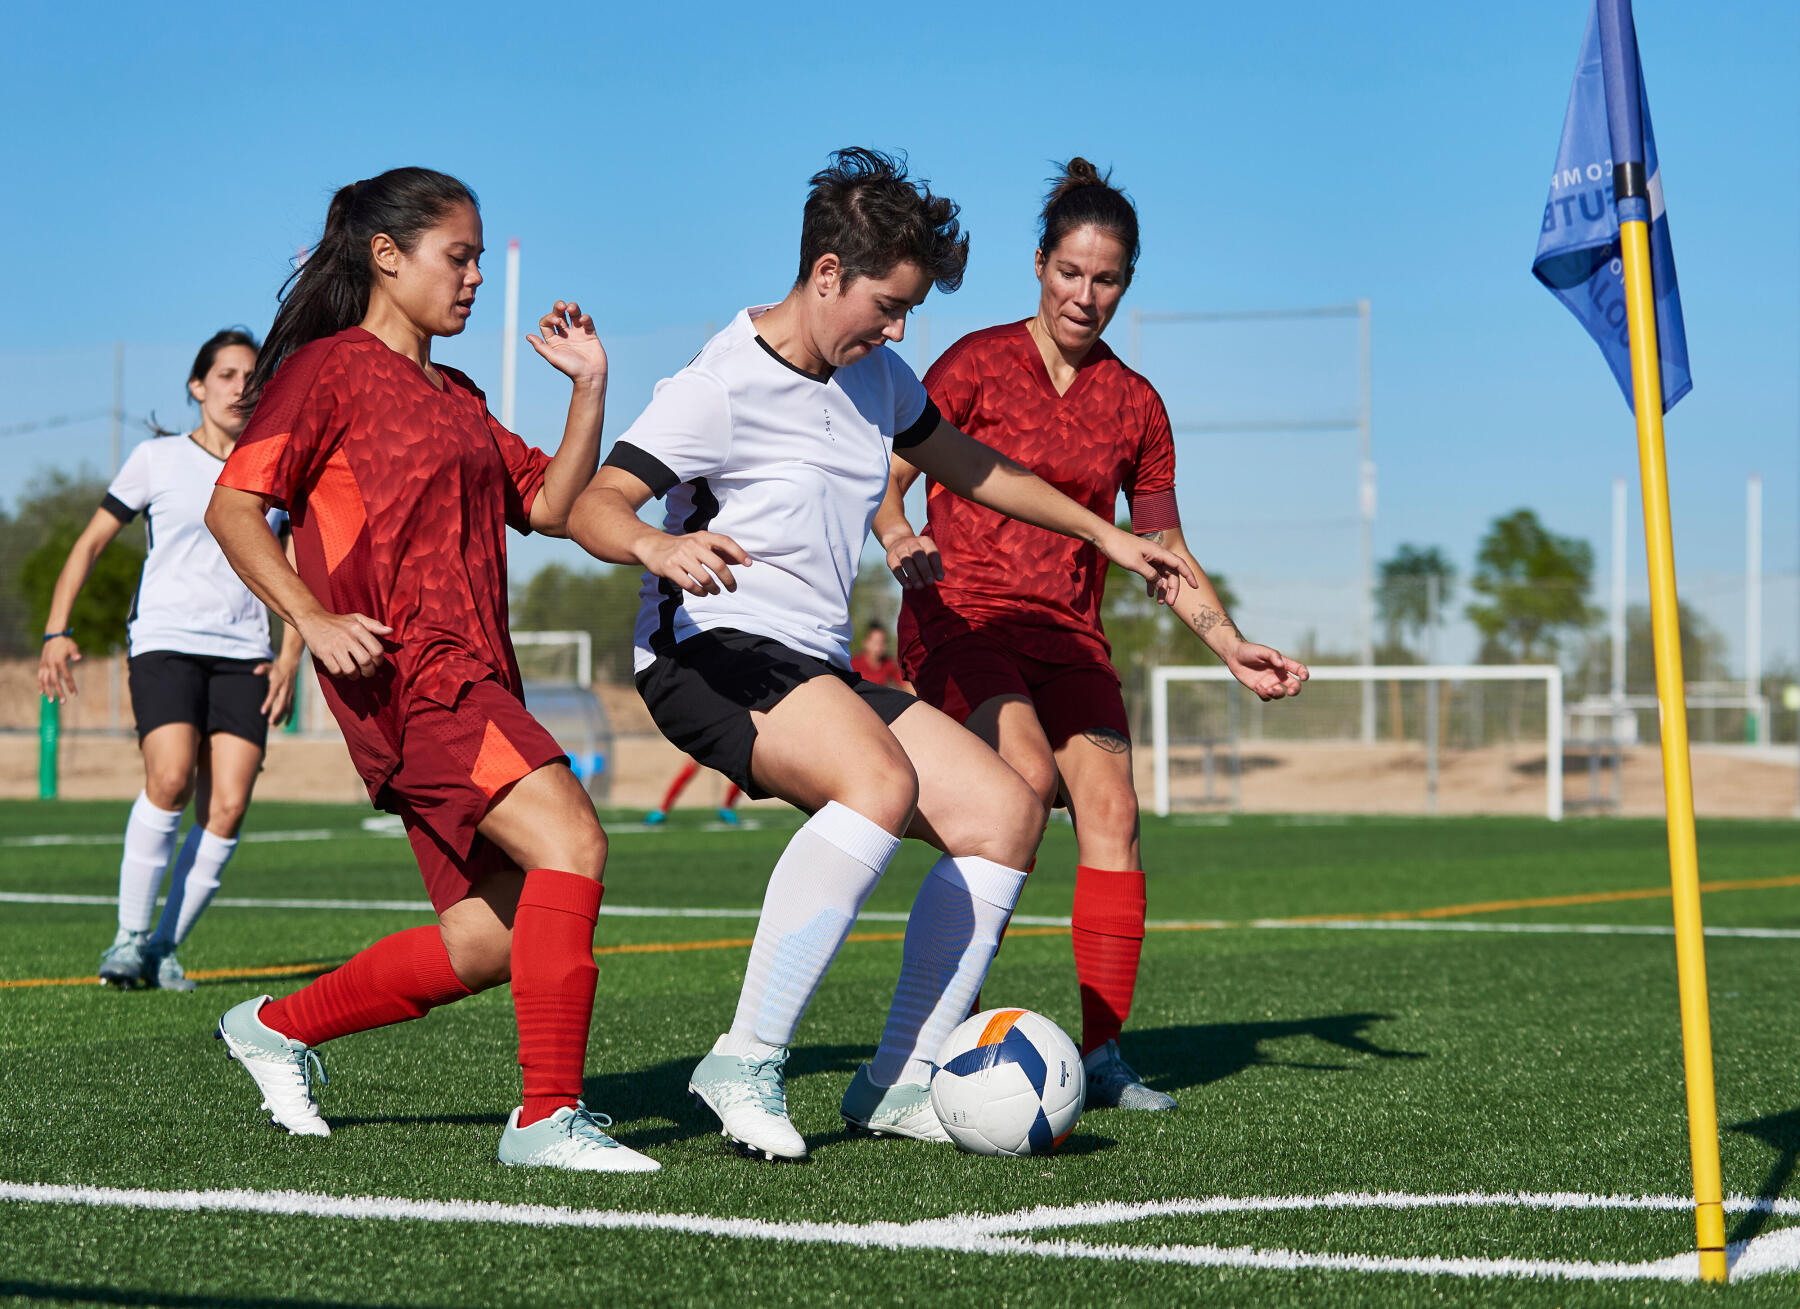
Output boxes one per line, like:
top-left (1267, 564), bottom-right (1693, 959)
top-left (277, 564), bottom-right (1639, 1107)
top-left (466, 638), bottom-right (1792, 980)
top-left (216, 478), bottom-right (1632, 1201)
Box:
top-left (2, 797), bottom-right (1799, 1306)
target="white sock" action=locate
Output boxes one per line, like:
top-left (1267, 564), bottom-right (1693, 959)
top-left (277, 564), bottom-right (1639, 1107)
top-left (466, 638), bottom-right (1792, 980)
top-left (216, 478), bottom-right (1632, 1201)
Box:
top-left (151, 828), bottom-right (236, 947)
top-left (724, 802), bottom-right (901, 1050)
top-left (869, 854), bottom-right (1029, 1088)
top-left (117, 792), bottom-right (182, 933)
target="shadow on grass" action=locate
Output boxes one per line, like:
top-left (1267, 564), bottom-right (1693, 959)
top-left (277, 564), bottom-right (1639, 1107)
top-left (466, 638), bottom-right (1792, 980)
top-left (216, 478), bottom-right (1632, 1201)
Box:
top-left (1727, 1106), bottom-right (1800, 1245)
top-left (1124, 1013), bottom-right (1427, 1089)
top-left (0, 1284), bottom-right (445, 1309)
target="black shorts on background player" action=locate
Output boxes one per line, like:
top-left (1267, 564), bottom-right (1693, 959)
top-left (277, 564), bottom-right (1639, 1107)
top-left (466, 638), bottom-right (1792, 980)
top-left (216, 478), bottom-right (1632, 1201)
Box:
top-left (127, 651), bottom-right (270, 748)
top-left (635, 628), bottom-right (914, 799)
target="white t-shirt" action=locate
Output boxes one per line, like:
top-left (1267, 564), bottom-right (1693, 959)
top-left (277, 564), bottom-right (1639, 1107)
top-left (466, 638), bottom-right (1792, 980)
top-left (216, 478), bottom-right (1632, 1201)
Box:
top-left (103, 434), bottom-right (287, 660)
top-left (608, 307), bottom-right (940, 672)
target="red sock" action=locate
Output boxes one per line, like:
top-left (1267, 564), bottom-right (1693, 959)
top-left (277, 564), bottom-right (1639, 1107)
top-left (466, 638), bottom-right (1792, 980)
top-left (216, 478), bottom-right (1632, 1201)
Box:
top-left (721, 781), bottom-right (742, 809)
top-left (513, 868), bottom-right (602, 1126)
top-left (1071, 865), bottom-right (1147, 1055)
top-left (659, 759), bottom-right (700, 813)
top-left (261, 925), bottom-right (471, 1047)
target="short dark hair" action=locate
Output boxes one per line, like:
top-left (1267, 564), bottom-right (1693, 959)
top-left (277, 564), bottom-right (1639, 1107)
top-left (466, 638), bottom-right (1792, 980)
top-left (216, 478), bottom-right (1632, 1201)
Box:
top-left (796, 148), bottom-right (969, 293)
top-left (1039, 157), bottom-right (1140, 283)
top-left (864, 620), bottom-right (888, 634)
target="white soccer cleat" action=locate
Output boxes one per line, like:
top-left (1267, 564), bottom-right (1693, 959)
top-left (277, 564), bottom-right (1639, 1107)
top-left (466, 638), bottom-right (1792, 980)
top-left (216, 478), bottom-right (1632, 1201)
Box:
top-left (216, 995), bottom-right (331, 1137)
top-left (497, 1103), bottom-right (661, 1172)
top-left (840, 1063), bottom-right (949, 1142)
top-left (688, 1037), bottom-right (807, 1161)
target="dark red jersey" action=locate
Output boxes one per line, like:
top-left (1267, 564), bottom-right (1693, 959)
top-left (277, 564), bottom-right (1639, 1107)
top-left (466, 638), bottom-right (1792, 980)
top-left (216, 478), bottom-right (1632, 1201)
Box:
top-left (217, 328), bottom-right (549, 800)
top-left (850, 652), bottom-right (905, 687)
top-left (900, 320), bottom-right (1179, 668)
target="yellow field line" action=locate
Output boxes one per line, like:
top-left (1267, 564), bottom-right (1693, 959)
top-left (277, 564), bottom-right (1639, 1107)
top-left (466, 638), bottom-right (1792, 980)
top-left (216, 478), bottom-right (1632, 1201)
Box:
top-left (6, 876), bottom-right (1798, 992)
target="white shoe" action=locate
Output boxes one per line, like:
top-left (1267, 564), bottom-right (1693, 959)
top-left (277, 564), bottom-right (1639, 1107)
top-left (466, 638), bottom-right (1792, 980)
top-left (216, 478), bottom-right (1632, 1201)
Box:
top-left (840, 1063), bottom-right (949, 1142)
top-left (216, 995), bottom-right (330, 1137)
top-left (497, 1103), bottom-right (661, 1172)
top-left (687, 1036), bottom-right (807, 1160)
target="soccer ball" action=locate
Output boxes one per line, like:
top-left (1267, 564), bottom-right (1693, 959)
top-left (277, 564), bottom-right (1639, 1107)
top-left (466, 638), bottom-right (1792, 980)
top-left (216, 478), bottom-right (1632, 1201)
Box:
top-left (930, 1008), bottom-right (1085, 1157)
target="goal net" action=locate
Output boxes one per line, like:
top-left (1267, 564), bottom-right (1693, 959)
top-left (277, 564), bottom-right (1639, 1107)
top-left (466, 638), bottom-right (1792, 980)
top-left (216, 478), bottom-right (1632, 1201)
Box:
top-left (1149, 664), bottom-right (1565, 820)
top-left (511, 631), bottom-right (611, 801)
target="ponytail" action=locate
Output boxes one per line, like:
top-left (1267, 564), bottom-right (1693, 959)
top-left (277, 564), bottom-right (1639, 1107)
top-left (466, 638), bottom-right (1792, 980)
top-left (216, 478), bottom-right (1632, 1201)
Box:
top-left (241, 167), bottom-right (477, 414)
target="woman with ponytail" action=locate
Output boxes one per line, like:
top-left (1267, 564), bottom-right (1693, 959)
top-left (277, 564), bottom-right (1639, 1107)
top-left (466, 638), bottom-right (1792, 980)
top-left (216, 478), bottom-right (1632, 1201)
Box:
top-left (874, 158), bottom-right (1310, 1112)
top-left (206, 167), bottom-right (655, 1172)
top-left (39, 330), bottom-right (301, 992)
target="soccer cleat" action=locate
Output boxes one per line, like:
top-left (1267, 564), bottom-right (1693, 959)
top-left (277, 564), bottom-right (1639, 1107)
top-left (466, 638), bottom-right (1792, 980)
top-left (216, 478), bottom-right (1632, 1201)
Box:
top-left (498, 1102), bottom-right (661, 1172)
top-left (98, 929), bottom-right (151, 988)
top-left (216, 995), bottom-right (331, 1136)
top-left (644, 810), bottom-right (668, 826)
top-left (716, 808), bottom-right (740, 825)
top-left (144, 940), bottom-right (196, 992)
top-left (840, 1063), bottom-right (949, 1142)
top-left (687, 1037), bottom-right (807, 1160)
top-left (1083, 1039), bottom-right (1177, 1111)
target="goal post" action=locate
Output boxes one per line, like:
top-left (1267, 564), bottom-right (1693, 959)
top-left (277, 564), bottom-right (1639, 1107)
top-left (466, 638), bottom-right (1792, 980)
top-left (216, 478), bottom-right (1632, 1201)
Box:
top-left (1150, 664), bottom-right (1564, 821)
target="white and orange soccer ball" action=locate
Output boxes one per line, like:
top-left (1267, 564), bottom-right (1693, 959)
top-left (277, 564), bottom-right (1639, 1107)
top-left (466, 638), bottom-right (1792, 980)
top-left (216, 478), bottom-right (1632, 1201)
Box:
top-left (929, 1007), bottom-right (1085, 1157)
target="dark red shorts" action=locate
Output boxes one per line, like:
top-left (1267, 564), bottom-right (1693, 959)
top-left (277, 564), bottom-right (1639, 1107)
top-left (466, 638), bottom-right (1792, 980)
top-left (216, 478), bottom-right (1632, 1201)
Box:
top-left (380, 679), bottom-right (570, 914)
top-left (909, 632), bottom-right (1130, 751)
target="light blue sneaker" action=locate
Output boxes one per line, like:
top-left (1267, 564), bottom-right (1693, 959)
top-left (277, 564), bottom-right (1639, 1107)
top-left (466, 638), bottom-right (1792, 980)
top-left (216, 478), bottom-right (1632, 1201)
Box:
top-left (498, 1102), bottom-right (660, 1172)
top-left (1084, 1039), bottom-right (1177, 1111)
top-left (840, 1063), bottom-right (949, 1142)
top-left (144, 939), bottom-right (196, 992)
top-left (98, 929), bottom-right (150, 988)
top-left (216, 995), bottom-right (330, 1136)
top-left (688, 1036), bottom-right (807, 1160)
top-left (716, 808), bottom-right (740, 825)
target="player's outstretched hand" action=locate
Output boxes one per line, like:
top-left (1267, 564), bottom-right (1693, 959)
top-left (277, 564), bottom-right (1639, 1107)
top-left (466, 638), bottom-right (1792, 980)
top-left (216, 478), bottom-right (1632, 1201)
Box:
top-left (298, 612), bottom-right (392, 680)
top-left (526, 301), bottom-right (607, 386)
top-left (1100, 528), bottom-right (1198, 606)
top-left (639, 530), bottom-right (751, 596)
top-left (886, 533), bottom-right (944, 590)
top-left (1226, 643), bottom-right (1309, 701)
top-left (37, 635), bottom-right (82, 702)
top-left (258, 657), bottom-right (300, 725)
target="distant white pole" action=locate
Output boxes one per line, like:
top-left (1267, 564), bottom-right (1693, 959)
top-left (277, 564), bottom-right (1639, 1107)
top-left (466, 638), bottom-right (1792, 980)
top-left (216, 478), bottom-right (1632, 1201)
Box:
top-left (1358, 298), bottom-right (1376, 745)
top-left (1747, 472), bottom-right (1763, 741)
top-left (1611, 478), bottom-right (1628, 706)
top-left (501, 238), bottom-right (520, 430)
top-left (109, 341), bottom-right (124, 475)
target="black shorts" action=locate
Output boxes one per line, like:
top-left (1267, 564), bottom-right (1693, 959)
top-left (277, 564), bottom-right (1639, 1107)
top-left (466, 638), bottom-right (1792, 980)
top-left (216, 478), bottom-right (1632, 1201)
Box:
top-left (127, 651), bottom-right (271, 749)
top-left (635, 628), bottom-right (916, 800)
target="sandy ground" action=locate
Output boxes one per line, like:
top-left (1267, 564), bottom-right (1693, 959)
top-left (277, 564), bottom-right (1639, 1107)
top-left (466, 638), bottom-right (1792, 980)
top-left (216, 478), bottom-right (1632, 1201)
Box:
top-left (5, 657), bottom-right (1796, 818)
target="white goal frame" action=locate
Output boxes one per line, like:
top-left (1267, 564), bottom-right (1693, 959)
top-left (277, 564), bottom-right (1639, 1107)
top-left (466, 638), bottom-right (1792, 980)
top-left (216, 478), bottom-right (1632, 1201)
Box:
top-left (1150, 664), bottom-right (1565, 821)
top-left (510, 630), bottom-right (593, 689)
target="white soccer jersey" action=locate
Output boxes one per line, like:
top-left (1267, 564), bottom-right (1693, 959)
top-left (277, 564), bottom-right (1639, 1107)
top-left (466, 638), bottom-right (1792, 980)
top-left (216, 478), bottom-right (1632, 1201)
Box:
top-left (103, 434), bottom-right (286, 660)
top-left (608, 307), bottom-right (940, 672)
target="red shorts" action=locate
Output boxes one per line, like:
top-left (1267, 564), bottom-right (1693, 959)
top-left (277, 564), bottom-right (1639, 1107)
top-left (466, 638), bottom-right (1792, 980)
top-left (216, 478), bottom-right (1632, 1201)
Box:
top-left (909, 632), bottom-right (1130, 751)
top-left (381, 679), bottom-right (570, 914)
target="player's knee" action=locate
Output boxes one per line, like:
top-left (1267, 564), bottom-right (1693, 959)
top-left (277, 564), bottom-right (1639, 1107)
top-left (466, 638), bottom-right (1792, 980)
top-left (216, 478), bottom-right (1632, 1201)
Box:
top-left (961, 767), bottom-right (1046, 869)
top-left (1085, 783), bottom-right (1141, 845)
top-left (553, 817), bottom-right (608, 883)
top-left (841, 746), bottom-right (918, 835)
top-left (205, 796), bottom-right (249, 836)
top-left (442, 922), bottom-right (512, 991)
top-left (1014, 750), bottom-right (1059, 811)
top-left (143, 770), bottom-right (193, 811)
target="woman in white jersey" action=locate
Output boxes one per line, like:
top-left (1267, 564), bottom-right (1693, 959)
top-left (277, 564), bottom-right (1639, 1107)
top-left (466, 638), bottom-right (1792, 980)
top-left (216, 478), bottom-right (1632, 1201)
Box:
top-left (569, 149), bottom-right (1195, 1161)
top-left (38, 329), bottom-right (302, 991)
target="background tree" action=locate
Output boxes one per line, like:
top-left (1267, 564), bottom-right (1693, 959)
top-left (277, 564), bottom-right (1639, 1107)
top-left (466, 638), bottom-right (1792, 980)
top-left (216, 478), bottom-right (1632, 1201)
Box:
top-left (1574, 600), bottom-right (1730, 695)
top-left (6, 468), bottom-right (146, 656)
top-left (1376, 544), bottom-right (1456, 660)
top-left (1465, 509), bottom-right (1595, 664)
top-left (509, 563), bottom-right (645, 684)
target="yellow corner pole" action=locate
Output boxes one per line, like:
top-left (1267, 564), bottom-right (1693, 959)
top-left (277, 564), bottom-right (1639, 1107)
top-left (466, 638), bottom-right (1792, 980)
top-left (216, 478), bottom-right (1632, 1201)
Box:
top-left (1618, 216), bottom-right (1728, 1283)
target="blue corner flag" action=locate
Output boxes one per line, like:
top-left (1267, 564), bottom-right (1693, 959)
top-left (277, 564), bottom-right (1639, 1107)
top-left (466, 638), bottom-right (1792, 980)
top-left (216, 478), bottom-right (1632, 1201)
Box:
top-left (1532, 0), bottom-right (1690, 413)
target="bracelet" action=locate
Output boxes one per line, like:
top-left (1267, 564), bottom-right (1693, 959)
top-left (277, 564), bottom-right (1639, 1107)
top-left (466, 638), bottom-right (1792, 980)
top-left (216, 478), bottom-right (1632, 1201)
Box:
top-left (42, 629), bottom-right (72, 643)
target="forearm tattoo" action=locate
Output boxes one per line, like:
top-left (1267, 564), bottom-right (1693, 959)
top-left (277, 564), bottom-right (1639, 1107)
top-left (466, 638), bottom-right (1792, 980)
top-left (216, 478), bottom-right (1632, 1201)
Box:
top-left (1194, 606), bottom-right (1241, 639)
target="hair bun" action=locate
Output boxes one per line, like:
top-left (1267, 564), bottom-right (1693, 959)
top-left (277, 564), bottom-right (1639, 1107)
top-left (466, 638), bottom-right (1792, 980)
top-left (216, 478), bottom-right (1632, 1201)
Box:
top-left (1049, 157), bottom-right (1108, 202)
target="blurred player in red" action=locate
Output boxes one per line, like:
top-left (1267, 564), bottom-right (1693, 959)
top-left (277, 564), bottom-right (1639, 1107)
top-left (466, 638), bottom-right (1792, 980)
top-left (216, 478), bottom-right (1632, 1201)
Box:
top-left (647, 756), bottom-right (742, 825)
top-left (876, 158), bottom-right (1309, 1111)
top-left (206, 166), bottom-right (655, 1171)
top-left (849, 620), bottom-right (910, 692)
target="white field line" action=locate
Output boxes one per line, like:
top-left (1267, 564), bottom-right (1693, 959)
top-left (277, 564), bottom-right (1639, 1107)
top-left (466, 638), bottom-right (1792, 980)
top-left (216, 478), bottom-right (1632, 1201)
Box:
top-left (1, 819), bottom-right (782, 850)
top-left (2, 1183), bottom-right (1797, 1282)
top-left (3, 890), bottom-right (1796, 942)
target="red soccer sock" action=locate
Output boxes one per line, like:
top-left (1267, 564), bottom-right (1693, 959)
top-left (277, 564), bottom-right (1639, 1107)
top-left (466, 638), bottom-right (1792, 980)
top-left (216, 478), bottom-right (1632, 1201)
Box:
top-left (721, 781), bottom-right (742, 810)
top-left (1071, 865), bottom-right (1147, 1055)
top-left (260, 924), bottom-right (472, 1048)
top-left (659, 759), bottom-right (700, 813)
top-left (512, 868), bottom-right (602, 1126)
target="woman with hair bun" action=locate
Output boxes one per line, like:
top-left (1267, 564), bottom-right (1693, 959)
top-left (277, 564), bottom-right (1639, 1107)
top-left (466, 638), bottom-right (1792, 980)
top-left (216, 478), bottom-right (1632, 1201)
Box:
top-left (875, 158), bottom-right (1310, 1112)
top-left (205, 167), bottom-right (655, 1171)
top-left (38, 329), bottom-right (302, 992)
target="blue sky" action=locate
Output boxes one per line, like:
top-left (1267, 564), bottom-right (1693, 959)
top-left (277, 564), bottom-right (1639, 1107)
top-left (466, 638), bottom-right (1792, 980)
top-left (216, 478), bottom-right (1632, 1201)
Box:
top-left (2, 1), bottom-right (1795, 670)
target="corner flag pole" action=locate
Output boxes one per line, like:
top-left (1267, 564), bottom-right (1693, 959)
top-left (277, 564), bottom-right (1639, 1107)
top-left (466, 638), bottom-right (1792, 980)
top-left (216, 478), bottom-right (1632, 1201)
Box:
top-left (1617, 189), bottom-right (1727, 1288)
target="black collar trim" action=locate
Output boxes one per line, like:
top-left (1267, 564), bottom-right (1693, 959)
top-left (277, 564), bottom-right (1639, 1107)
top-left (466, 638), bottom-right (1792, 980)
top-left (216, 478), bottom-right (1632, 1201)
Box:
top-left (754, 333), bottom-right (834, 383)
